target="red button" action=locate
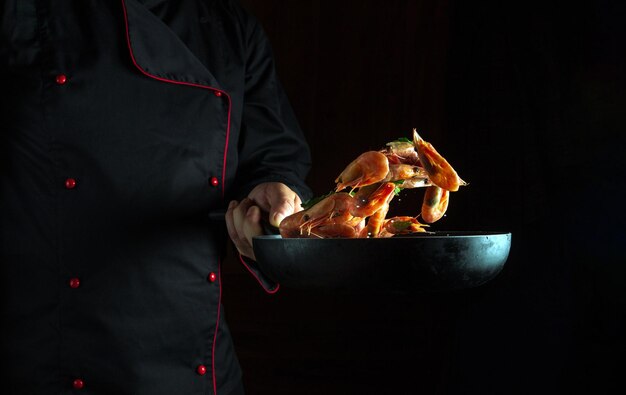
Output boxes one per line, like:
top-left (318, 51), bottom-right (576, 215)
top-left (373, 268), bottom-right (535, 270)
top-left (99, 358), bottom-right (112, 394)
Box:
top-left (56, 74), bottom-right (68, 85)
top-left (69, 278), bottom-right (80, 289)
top-left (209, 177), bottom-right (219, 187)
top-left (213, 90), bottom-right (222, 97)
top-left (208, 272), bottom-right (217, 283)
top-left (72, 378), bottom-right (84, 389)
top-left (65, 178), bottom-right (77, 189)
top-left (196, 365), bottom-right (207, 376)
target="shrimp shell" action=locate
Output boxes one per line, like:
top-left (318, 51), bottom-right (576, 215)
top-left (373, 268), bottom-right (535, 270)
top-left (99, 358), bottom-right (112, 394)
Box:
top-left (421, 185), bottom-right (449, 223)
top-left (335, 151), bottom-right (389, 192)
top-left (413, 129), bottom-right (466, 192)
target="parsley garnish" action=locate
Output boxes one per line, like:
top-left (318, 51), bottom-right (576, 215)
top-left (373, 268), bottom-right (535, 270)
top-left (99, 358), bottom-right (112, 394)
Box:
top-left (392, 221), bottom-right (412, 231)
top-left (301, 191), bottom-right (334, 210)
top-left (386, 137), bottom-right (412, 146)
top-left (392, 180), bottom-right (404, 195)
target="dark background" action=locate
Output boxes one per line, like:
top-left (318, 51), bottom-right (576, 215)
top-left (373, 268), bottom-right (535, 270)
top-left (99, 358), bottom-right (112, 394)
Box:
top-left (223, 1), bottom-right (626, 394)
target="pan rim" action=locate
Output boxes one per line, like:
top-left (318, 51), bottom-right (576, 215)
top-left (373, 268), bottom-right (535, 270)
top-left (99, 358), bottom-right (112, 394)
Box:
top-left (254, 231), bottom-right (512, 241)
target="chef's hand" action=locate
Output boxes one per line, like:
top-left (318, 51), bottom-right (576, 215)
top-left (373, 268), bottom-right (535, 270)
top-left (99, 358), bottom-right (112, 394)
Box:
top-left (225, 182), bottom-right (302, 260)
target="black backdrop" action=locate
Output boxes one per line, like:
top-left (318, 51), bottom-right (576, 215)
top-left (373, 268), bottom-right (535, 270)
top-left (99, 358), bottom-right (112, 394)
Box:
top-left (223, 1), bottom-right (626, 394)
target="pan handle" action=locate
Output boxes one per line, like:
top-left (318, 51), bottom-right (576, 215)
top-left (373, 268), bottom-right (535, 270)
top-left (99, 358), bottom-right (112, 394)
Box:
top-left (207, 208), bottom-right (227, 222)
top-left (207, 208), bottom-right (280, 235)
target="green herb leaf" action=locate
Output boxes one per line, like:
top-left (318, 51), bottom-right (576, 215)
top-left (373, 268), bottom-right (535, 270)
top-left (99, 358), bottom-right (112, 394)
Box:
top-left (386, 137), bottom-right (413, 147)
top-left (301, 191), bottom-right (334, 210)
top-left (392, 221), bottom-right (412, 231)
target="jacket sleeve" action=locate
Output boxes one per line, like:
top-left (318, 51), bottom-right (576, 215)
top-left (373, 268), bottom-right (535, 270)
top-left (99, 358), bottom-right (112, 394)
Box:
top-left (229, 8), bottom-right (313, 202)
top-left (227, 5), bottom-right (313, 292)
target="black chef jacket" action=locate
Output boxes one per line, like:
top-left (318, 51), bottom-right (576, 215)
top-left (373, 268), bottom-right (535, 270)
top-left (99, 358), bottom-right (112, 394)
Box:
top-left (0, 0), bottom-right (311, 394)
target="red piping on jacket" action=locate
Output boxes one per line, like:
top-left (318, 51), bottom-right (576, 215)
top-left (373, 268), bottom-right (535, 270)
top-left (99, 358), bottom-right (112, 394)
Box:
top-left (238, 254), bottom-right (280, 294)
top-left (120, 1), bottom-right (228, 394)
top-left (212, 260), bottom-right (223, 392)
top-left (119, 0), bottom-right (231, 198)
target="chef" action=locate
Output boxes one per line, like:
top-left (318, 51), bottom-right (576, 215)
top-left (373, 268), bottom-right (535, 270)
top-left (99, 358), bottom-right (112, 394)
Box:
top-left (0, 0), bottom-right (311, 394)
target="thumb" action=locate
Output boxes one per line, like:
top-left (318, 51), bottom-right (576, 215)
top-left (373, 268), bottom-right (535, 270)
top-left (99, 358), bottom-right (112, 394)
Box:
top-left (268, 189), bottom-right (298, 228)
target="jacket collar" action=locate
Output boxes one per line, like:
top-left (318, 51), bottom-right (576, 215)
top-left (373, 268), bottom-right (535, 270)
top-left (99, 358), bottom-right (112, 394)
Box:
top-left (121, 0), bottom-right (222, 89)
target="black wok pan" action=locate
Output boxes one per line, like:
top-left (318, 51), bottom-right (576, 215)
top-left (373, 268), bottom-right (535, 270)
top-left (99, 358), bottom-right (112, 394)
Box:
top-left (252, 231), bottom-right (511, 292)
